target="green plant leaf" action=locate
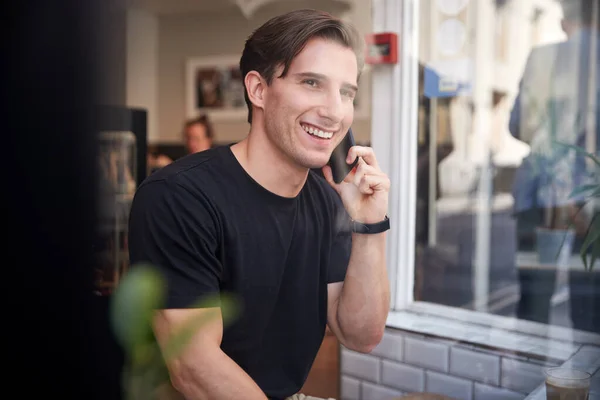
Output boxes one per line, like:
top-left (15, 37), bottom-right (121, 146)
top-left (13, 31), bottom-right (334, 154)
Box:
top-left (554, 141), bottom-right (600, 166)
top-left (556, 222), bottom-right (576, 260)
top-left (588, 238), bottom-right (600, 272)
top-left (110, 264), bottom-right (166, 353)
top-left (580, 213), bottom-right (600, 271)
top-left (555, 203), bottom-right (589, 258)
top-left (162, 293), bottom-right (240, 362)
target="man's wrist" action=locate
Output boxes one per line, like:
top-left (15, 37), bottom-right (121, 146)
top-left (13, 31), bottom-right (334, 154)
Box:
top-left (351, 215), bottom-right (390, 234)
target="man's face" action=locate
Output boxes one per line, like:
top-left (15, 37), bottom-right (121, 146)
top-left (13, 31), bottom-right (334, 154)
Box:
top-left (262, 38), bottom-right (358, 169)
top-left (185, 123), bottom-right (211, 154)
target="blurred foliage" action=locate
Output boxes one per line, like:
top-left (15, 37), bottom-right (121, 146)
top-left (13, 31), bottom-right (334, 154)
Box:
top-left (110, 263), bottom-right (240, 400)
top-left (520, 87), bottom-right (599, 271)
top-left (557, 143), bottom-right (600, 271)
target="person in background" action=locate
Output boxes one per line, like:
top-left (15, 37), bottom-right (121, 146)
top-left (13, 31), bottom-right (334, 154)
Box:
top-left (147, 114), bottom-right (216, 173)
top-left (183, 114), bottom-right (214, 154)
top-left (128, 8), bottom-right (390, 400)
top-left (509, 0), bottom-right (599, 331)
top-left (146, 146), bottom-right (174, 173)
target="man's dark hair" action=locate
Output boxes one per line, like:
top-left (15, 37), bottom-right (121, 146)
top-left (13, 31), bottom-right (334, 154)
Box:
top-left (183, 114), bottom-right (214, 140)
top-left (239, 9), bottom-right (364, 124)
top-left (561, 0), bottom-right (599, 26)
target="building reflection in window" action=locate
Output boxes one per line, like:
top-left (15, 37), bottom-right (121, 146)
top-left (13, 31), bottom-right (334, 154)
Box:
top-left (414, 0), bottom-right (598, 333)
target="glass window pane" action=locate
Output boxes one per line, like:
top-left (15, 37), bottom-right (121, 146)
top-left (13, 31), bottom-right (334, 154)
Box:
top-left (414, 0), bottom-right (599, 334)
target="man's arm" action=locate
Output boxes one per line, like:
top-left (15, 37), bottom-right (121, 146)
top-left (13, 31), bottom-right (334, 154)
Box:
top-left (128, 181), bottom-right (267, 399)
top-left (327, 232), bottom-right (389, 353)
top-left (322, 147), bottom-right (391, 353)
top-left (153, 308), bottom-right (268, 400)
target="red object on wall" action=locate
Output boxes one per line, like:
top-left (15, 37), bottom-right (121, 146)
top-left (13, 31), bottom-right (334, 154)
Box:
top-left (364, 32), bottom-right (398, 64)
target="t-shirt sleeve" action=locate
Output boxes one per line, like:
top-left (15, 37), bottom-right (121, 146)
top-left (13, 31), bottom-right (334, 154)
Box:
top-left (327, 193), bottom-right (352, 283)
top-left (128, 179), bottom-right (222, 308)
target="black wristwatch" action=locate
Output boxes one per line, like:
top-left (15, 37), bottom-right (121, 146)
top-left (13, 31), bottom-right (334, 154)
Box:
top-left (351, 215), bottom-right (390, 234)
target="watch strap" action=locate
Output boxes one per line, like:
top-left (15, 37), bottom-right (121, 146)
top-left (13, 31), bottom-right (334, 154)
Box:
top-left (351, 215), bottom-right (390, 234)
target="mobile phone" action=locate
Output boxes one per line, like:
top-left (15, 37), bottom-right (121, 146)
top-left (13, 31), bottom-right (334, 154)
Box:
top-left (328, 127), bottom-right (359, 184)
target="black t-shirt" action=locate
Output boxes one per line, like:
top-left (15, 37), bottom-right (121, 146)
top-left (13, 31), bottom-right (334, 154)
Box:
top-left (128, 145), bottom-right (352, 399)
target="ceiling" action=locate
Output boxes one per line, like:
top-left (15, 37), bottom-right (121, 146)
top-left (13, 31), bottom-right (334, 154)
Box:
top-left (128, 0), bottom-right (352, 17)
top-left (128, 0), bottom-right (237, 15)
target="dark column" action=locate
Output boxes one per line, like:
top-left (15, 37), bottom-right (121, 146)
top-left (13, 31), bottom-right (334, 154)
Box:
top-left (3, 1), bottom-right (128, 398)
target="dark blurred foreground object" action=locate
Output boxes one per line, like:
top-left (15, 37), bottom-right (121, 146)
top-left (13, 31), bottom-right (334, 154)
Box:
top-left (3, 1), bottom-right (127, 399)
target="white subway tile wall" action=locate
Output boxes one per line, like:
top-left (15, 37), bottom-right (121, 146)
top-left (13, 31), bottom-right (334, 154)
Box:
top-left (339, 327), bottom-right (591, 400)
top-left (361, 382), bottom-right (404, 400)
top-left (425, 370), bottom-right (474, 400)
top-left (369, 332), bottom-right (404, 361)
top-left (450, 346), bottom-right (501, 386)
top-left (500, 358), bottom-right (547, 394)
top-left (381, 360), bottom-right (425, 392)
top-left (341, 350), bottom-right (381, 383)
top-left (386, 311), bottom-right (580, 360)
top-left (473, 383), bottom-right (525, 400)
top-left (404, 337), bottom-right (450, 373)
top-left (340, 376), bottom-right (361, 400)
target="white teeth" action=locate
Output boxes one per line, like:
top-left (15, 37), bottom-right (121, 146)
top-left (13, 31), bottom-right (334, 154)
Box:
top-left (301, 124), bottom-right (333, 139)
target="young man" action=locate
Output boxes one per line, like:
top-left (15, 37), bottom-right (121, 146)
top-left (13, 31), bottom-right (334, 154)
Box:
top-left (128, 9), bottom-right (391, 400)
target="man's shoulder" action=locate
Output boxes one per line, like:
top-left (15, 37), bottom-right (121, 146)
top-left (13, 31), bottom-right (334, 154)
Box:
top-left (141, 147), bottom-right (228, 190)
top-left (134, 147), bottom-right (231, 210)
top-left (307, 168), bottom-right (337, 196)
top-left (306, 169), bottom-right (346, 213)
top-left (306, 169), bottom-right (352, 235)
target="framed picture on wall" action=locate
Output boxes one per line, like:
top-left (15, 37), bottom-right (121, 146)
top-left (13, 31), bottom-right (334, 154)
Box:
top-left (185, 55), bottom-right (247, 121)
top-left (186, 55), bottom-right (370, 121)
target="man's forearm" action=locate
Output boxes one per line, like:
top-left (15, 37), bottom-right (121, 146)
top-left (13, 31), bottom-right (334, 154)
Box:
top-left (171, 345), bottom-right (267, 400)
top-left (336, 232), bottom-right (390, 351)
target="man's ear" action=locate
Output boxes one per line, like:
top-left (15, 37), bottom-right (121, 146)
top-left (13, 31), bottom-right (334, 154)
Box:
top-left (245, 71), bottom-right (266, 112)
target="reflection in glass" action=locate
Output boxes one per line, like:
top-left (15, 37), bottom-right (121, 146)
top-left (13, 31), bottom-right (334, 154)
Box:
top-left (414, 0), bottom-right (598, 333)
top-left (95, 131), bottom-right (137, 296)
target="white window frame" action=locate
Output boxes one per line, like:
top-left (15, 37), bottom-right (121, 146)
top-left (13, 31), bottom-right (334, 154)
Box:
top-left (369, 0), bottom-right (600, 345)
top-left (370, 0), bottom-right (419, 310)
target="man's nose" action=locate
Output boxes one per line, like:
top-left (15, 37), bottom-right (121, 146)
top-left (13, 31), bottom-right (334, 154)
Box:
top-left (317, 90), bottom-right (345, 124)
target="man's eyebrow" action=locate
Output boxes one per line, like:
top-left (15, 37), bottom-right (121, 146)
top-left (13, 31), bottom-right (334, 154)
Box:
top-left (342, 82), bottom-right (359, 93)
top-left (293, 72), bottom-right (358, 92)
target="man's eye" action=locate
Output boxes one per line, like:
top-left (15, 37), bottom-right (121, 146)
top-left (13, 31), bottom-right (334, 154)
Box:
top-left (304, 79), bottom-right (318, 87)
top-left (341, 89), bottom-right (355, 98)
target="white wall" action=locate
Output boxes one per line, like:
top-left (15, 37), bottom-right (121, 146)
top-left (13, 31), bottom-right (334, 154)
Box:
top-left (126, 8), bottom-right (159, 142)
top-left (156, 0), bottom-right (373, 144)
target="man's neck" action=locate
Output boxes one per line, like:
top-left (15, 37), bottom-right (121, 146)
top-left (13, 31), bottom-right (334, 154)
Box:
top-left (231, 124), bottom-right (309, 198)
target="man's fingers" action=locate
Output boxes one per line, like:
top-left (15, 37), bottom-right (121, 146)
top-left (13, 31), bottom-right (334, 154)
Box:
top-left (357, 174), bottom-right (391, 195)
top-left (353, 158), bottom-right (386, 186)
top-left (358, 175), bottom-right (375, 194)
top-left (347, 146), bottom-right (379, 169)
top-left (350, 157), bottom-right (391, 195)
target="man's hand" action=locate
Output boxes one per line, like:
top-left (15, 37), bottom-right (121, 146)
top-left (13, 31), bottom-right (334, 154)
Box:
top-left (322, 145), bottom-right (390, 353)
top-left (322, 145), bottom-right (390, 223)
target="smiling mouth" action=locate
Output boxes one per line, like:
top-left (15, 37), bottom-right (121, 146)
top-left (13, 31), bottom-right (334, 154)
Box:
top-left (301, 123), bottom-right (334, 139)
